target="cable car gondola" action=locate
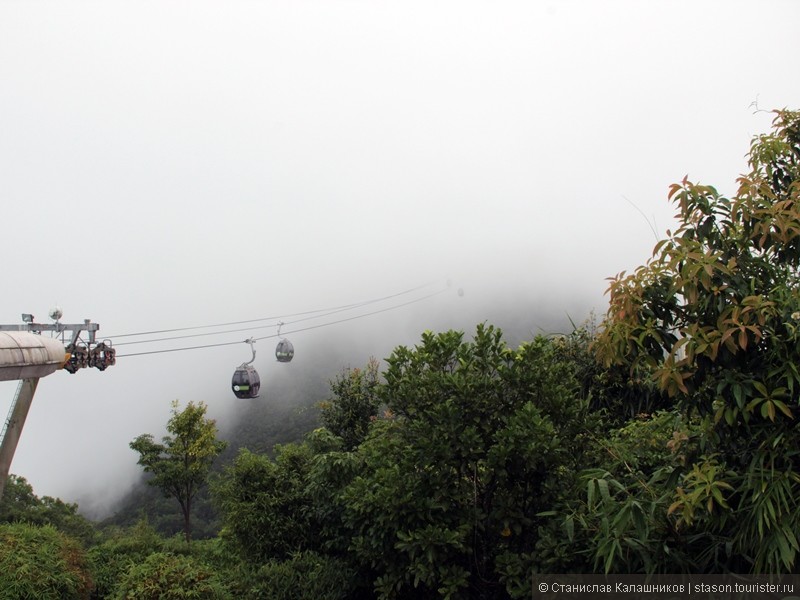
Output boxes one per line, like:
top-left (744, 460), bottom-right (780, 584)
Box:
top-left (232, 338), bottom-right (260, 399)
top-left (275, 338), bottom-right (294, 363)
top-left (275, 322), bottom-right (294, 363)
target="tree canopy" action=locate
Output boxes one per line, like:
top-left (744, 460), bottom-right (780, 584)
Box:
top-left (0, 474), bottom-right (96, 547)
top-left (214, 324), bottom-right (604, 598)
top-left (130, 401), bottom-right (227, 544)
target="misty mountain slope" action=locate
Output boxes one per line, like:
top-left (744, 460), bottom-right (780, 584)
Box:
top-left (221, 362), bottom-right (330, 458)
top-left (98, 306), bottom-right (579, 536)
top-left (100, 337), bottom-right (355, 535)
top-left (101, 379), bottom-right (325, 537)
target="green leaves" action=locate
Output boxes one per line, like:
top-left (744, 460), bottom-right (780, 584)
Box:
top-left (113, 551), bottom-right (229, 599)
top-left (319, 358), bottom-right (381, 451)
top-left (0, 475), bottom-right (96, 547)
top-left (338, 325), bottom-right (596, 597)
top-left (578, 464), bottom-right (678, 575)
top-left (595, 109), bottom-right (800, 574)
top-left (212, 445), bottom-right (315, 563)
top-left (0, 522), bottom-right (93, 599)
top-left (130, 401), bottom-right (227, 544)
top-left (746, 382), bottom-right (793, 422)
top-left (668, 457), bottom-right (735, 523)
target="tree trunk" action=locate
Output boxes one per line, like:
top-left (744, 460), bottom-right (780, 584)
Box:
top-left (181, 496), bottom-right (192, 546)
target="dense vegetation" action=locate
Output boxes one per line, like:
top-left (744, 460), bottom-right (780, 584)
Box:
top-left (1, 109), bottom-right (798, 598)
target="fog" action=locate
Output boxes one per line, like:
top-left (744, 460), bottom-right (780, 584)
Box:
top-left (1, 0), bottom-right (798, 518)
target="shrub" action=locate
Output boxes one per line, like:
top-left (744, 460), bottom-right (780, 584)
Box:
top-left (88, 520), bottom-right (165, 599)
top-left (0, 522), bottom-right (93, 599)
top-left (113, 552), bottom-right (229, 599)
top-left (223, 551), bottom-right (355, 600)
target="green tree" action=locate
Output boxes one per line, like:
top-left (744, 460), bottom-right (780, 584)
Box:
top-left (130, 401), bottom-right (227, 545)
top-left (0, 474), bottom-right (96, 547)
top-left (341, 325), bottom-right (598, 598)
top-left (212, 439), bottom-right (365, 599)
top-left (212, 444), bottom-right (315, 562)
top-left (319, 357), bottom-right (381, 451)
top-left (595, 109), bottom-right (800, 572)
top-left (0, 474), bottom-right (38, 521)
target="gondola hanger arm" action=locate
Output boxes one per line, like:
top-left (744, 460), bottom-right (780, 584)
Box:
top-left (243, 338), bottom-right (256, 365)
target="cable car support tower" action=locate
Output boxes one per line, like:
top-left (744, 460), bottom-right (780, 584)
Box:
top-left (0, 312), bottom-right (114, 500)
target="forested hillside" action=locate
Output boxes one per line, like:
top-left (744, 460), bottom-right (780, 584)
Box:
top-left (1, 109), bottom-right (799, 598)
top-left (102, 372), bottom-right (328, 539)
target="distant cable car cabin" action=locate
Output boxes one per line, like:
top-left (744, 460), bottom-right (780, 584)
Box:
top-left (274, 322), bottom-right (294, 363)
top-left (275, 338), bottom-right (294, 363)
top-left (232, 338), bottom-right (260, 399)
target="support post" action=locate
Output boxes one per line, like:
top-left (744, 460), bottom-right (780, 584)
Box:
top-left (0, 378), bottom-right (39, 500)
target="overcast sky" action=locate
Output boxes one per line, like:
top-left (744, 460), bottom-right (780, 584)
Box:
top-left (1, 0), bottom-right (798, 515)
